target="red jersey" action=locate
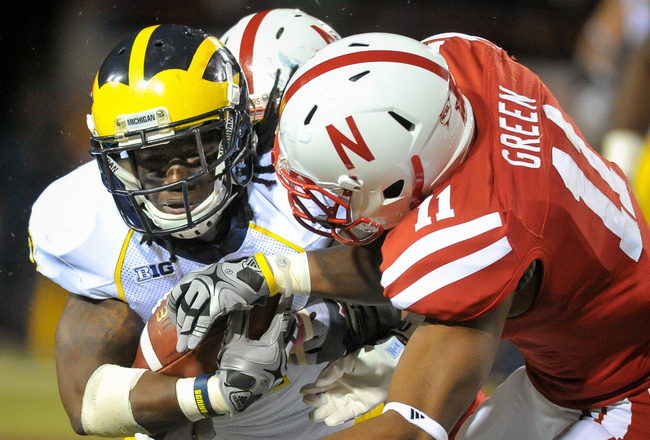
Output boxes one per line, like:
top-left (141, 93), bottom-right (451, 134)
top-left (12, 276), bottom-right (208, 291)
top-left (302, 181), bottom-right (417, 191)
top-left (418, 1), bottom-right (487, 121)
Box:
top-left (380, 33), bottom-right (650, 409)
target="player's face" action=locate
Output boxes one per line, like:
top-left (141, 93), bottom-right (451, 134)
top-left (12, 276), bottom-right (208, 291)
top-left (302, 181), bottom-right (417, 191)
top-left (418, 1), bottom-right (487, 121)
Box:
top-left (134, 132), bottom-right (220, 214)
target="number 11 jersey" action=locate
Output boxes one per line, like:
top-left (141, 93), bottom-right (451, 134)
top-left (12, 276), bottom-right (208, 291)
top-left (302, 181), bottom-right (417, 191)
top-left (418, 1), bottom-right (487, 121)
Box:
top-left (380, 33), bottom-right (650, 409)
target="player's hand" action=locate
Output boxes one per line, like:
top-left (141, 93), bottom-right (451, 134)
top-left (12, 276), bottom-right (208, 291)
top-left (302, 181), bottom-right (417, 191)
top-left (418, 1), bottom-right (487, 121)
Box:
top-left (216, 305), bottom-right (297, 413)
top-left (289, 299), bottom-right (402, 365)
top-left (299, 335), bottom-right (406, 426)
top-left (167, 254), bottom-right (276, 352)
top-left (299, 313), bottom-right (423, 425)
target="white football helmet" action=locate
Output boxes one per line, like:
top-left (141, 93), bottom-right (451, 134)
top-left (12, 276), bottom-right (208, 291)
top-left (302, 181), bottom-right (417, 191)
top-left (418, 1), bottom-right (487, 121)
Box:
top-left (274, 33), bottom-right (475, 245)
top-left (221, 8), bottom-right (340, 122)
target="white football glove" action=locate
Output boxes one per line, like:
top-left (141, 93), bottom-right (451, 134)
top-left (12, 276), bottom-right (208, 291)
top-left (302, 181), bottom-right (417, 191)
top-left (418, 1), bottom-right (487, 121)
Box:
top-left (167, 254), bottom-right (275, 352)
top-left (299, 334), bottom-right (406, 426)
top-left (299, 313), bottom-right (424, 426)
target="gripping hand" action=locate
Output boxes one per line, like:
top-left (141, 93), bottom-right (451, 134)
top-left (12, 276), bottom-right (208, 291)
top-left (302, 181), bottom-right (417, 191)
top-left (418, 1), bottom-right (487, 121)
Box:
top-left (168, 254), bottom-right (277, 352)
top-left (216, 304), bottom-right (296, 413)
top-left (300, 313), bottom-right (423, 426)
top-left (299, 335), bottom-right (405, 426)
top-left (290, 299), bottom-right (401, 365)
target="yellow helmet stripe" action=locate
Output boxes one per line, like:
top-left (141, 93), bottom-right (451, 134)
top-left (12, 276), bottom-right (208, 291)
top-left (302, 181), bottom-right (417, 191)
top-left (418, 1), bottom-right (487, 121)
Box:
top-left (188, 36), bottom-right (223, 79)
top-left (130, 25), bottom-right (159, 85)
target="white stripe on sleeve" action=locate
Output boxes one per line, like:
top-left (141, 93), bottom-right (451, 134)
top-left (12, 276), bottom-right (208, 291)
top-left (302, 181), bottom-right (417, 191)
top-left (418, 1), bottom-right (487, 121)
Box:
top-left (382, 212), bottom-right (503, 287)
top-left (389, 236), bottom-right (513, 310)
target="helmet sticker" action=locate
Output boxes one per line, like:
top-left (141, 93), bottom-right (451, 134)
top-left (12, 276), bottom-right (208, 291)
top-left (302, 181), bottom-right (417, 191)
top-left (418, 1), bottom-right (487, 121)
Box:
top-left (325, 116), bottom-right (375, 170)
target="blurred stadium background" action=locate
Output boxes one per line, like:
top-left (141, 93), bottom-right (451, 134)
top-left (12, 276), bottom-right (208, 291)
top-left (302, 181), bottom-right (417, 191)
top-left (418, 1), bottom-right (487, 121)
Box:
top-left (3, 0), bottom-right (647, 438)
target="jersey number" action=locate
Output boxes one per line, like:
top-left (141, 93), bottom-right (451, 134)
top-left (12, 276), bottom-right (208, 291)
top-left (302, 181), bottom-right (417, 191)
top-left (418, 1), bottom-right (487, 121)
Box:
top-left (413, 106), bottom-right (643, 262)
top-left (415, 185), bottom-right (455, 231)
top-left (545, 104), bottom-right (642, 262)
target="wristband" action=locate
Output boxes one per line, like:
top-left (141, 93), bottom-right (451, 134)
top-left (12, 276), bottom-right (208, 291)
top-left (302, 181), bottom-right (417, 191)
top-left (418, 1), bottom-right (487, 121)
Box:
top-left (193, 374), bottom-right (217, 417)
top-left (290, 307), bottom-right (316, 365)
top-left (383, 402), bottom-right (448, 440)
top-left (266, 252), bottom-right (311, 295)
top-left (176, 375), bottom-right (229, 421)
top-left (177, 377), bottom-right (203, 422)
top-left (254, 253), bottom-right (279, 296)
top-left (391, 313), bottom-right (425, 343)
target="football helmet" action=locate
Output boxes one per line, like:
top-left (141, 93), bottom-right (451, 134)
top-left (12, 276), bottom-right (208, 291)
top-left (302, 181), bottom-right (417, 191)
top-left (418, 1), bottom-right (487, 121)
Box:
top-left (220, 8), bottom-right (340, 122)
top-left (274, 33), bottom-right (475, 245)
top-left (88, 24), bottom-right (253, 239)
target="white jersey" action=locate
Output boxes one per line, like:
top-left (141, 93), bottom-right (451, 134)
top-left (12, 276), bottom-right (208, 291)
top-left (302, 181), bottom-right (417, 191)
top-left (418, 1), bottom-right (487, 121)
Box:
top-left (29, 160), bottom-right (353, 439)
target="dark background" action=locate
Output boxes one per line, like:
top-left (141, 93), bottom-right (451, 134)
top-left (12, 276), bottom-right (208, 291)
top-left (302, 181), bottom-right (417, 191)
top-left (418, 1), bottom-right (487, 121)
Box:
top-left (0, 0), bottom-right (600, 344)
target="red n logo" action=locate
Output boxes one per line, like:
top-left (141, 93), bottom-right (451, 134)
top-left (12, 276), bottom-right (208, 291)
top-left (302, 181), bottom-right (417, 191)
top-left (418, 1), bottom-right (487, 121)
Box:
top-left (325, 116), bottom-right (375, 170)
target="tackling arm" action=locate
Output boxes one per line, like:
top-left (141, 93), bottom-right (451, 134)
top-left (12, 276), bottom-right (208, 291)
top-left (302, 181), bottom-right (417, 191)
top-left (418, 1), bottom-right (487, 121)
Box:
top-left (321, 294), bottom-right (512, 440)
top-left (168, 241), bottom-right (390, 354)
top-left (305, 241), bottom-right (388, 304)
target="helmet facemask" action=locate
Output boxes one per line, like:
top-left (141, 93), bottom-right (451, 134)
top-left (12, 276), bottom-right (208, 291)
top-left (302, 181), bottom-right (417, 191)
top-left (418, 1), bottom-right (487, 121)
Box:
top-left (273, 141), bottom-right (383, 245)
top-left (87, 24), bottom-right (254, 239)
top-left (91, 107), bottom-right (252, 239)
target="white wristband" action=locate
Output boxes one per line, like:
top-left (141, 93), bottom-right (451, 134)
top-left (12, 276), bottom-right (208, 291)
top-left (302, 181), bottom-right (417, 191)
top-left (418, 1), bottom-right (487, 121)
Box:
top-left (267, 252), bottom-right (311, 295)
top-left (176, 375), bottom-right (229, 421)
top-left (383, 402), bottom-right (448, 440)
top-left (80, 364), bottom-right (149, 437)
top-left (176, 377), bottom-right (204, 422)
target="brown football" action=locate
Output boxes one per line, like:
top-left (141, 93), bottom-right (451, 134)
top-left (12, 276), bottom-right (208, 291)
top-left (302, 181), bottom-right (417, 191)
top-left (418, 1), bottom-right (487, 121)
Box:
top-left (133, 294), bottom-right (280, 377)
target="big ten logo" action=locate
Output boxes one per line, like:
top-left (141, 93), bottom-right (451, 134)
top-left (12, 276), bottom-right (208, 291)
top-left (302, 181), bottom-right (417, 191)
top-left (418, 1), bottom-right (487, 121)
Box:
top-left (134, 261), bottom-right (175, 283)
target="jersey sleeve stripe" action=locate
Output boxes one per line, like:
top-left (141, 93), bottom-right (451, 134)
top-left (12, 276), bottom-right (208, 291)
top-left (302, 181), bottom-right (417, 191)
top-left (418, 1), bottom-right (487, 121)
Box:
top-left (382, 212), bottom-right (503, 287)
top-left (114, 229), bottom-right (134, 302)
top-left (389, 236), bottom-right (513, 310)
top-left (248, 222), bottom-right (305, 253)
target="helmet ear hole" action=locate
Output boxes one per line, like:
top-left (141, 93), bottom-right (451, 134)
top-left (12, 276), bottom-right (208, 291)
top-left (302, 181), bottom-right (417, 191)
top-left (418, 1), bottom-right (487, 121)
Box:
top-left (383, 180), bottom-right (404, 199)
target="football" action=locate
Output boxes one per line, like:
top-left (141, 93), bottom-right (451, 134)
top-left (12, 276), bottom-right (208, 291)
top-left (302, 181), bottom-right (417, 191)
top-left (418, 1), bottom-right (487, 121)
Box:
top-left (133, 294), bottom-right (280, 377)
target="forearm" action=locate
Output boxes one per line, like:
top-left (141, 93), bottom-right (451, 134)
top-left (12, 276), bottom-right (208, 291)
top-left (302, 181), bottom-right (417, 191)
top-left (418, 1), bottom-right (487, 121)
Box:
top-left (55, 294), bottom-right (200, 436)
top-left (322, 297), bottom-right (511, 439)
top-left (55, 294), bottom-right (143, 434)
top-left (129, 371), bottom-right (192, 433)
top-left (389, 322), bottom-right (496, 432)
top-left (269, 240), bottom-right (387, 304)
top-left (307, 243), bottom-right (387, 303)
